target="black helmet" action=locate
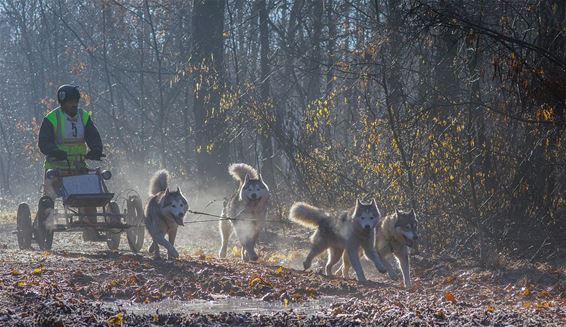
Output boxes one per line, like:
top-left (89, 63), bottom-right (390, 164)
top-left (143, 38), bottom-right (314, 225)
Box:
top-left (57, 84), bottom-right (81, 104)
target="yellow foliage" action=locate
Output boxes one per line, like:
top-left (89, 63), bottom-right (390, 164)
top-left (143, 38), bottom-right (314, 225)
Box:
top-left (107, 312), bottom-right (124, 326)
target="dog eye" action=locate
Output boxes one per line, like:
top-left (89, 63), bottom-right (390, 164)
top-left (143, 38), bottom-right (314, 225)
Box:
top-left (172, 205), bottom-right (176, 208)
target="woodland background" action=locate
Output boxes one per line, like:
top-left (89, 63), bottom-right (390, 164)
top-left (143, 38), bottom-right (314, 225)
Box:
top-left (0, 0), bottom-right (564, 264)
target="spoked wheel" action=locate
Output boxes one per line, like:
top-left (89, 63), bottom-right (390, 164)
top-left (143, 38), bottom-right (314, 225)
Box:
top-left (106, 201), bottom-right (121, 251)
top-left (34, 196), bottom-right (54, 251)
top-left (126, 195), bottom-right (144, 253)
top-left (16, 203), bottom-right (32, 250)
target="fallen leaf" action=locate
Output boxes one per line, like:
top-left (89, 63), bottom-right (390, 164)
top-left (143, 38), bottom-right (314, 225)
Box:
top-left (291, 292), bottom-right (303, 301)
top-left (195, 248), bottom-right (205, 260)
top-left (306, 288), bottom-right (317, 298)
top-left (521, 287), bottom-right (530, 297)
top-left (126, 275), bottom-right (138, 285)
top-left (32, 266), bottom-right (44, 275)
top-left (283, 297), bottom-right (289, 306)
top-left (537, 290), bottom-right (551, 299)
top-left (15, 280), bottom-right (27, 287)
top-left (443, 291), bottom-right (456, 302)
top-left (249, 275), bottom-right (272, 288)
top-left (434, 309), bottom-right (445, 319)
top-left (275, 266), bottom-right (284, 274)
top-left (534, 301), bottom-right (554, 309)
top-left (486, 305), bottom-right (495, 313)
top-left (11, 268), bottom-right (22, 276)
top-left (107, 312), bottom-right (124, 326)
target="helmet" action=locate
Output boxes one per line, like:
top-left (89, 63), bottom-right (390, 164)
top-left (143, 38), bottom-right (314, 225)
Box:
top-left (57, 84), bottom-right (81, 104)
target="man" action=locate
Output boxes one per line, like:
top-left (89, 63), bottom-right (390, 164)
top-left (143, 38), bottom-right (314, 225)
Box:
top-left (38, 84), bottom-right (104, 241)
top-left (39, 84), bottom-right (103, 174)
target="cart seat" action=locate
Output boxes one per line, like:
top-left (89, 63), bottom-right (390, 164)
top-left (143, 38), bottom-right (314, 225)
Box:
top-left (61, 174), bottom-right (113, 207)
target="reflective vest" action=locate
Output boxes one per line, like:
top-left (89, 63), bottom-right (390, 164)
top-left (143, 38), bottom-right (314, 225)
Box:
top-left (44, 107), bottom-right (91, 171)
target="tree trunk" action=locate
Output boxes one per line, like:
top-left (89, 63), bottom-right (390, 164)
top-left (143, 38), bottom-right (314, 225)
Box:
top-left (257, 0), bottom-right (275, 187)
top-left (191, 0), bottom-right (228, 182)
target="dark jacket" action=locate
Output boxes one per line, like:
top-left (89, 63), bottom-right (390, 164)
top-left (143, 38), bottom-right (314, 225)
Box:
top-left (38, 113), bottom-right (103, 156)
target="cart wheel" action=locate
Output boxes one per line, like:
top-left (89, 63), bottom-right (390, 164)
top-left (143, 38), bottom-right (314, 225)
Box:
top-left (106, 201), bottom-right (121, 251)
top-left (126, 195), bottom-right (144, 253)
top-left (17, 203), bottom-right (32, 250)
top-left (35, 196), bottom-right (54, 251)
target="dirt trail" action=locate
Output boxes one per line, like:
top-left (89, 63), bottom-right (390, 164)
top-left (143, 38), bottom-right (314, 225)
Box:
top-left (0, 217), bottom-right (564, 326)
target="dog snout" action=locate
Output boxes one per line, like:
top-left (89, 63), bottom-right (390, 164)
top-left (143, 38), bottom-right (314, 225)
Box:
top-left (251, 193), bottom-right (257, 200)
top-left (364, 225), bottom-right (371, 231)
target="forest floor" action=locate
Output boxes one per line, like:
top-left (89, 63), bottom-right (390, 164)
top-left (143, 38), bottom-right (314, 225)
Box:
top-left (0, 213), bottom-right (564, 326)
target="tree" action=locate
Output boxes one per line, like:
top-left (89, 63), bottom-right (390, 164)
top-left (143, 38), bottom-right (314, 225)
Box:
top-left (191, 0), bottom-right (228, 182)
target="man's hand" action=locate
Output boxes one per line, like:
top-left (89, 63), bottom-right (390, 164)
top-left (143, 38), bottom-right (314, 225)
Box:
top-left (85, 149), bottom-right (105, 161)
top-left (48, 149), bottom-right (67, 161)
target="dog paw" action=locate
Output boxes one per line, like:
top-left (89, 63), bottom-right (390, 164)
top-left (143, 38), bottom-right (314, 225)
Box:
top-left (377, 266), bottom-right (387, 274)
top-left (357, 276), bottom-right (368, 283)
top-left (248, 252), bottom-right (259, 262)
top-left (168, 248), bottom-right (179, 259)
top-left (388, 271), bottom-right (399, 281)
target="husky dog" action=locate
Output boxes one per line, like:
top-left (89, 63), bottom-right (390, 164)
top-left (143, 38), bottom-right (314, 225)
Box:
top-left (341, 209), bottom-right (418, 288)
top-left (289, 199), bottom-right (387, 282)
top-left (144, 170), bottom-right (188, 260)
top-left (218, 163), bottom-right (270, 262)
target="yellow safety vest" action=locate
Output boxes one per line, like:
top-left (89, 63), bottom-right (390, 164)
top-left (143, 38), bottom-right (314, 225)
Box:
top-left (44, 107), bottom-right (91, 171)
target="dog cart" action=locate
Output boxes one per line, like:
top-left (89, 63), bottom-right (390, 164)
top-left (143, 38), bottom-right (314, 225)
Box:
top-left (15, 163), bottom-right (145, 252)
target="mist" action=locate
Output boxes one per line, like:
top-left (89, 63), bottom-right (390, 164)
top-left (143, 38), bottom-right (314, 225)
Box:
top-left (0, 0), bottom-right (564, 265)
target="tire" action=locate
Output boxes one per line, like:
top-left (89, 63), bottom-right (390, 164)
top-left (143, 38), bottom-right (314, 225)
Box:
top-left (16, 203), bottom-right (32, 250)
top-left (35, 197), bottom-right (54, 251)
top-left (126, 195), bottom-right (144, 253)
top-left (106, 201), bottom-right (121, 251)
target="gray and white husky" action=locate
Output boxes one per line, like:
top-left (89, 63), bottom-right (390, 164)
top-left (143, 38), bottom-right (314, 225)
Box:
top-left (144, 170), bottom-right (188, 260)
top-left (218, 163), bottom-right (270, 262)
top-left (341, 209), bottom-right (419, 288)
top-left (289, 199), bottom-right (387, 282)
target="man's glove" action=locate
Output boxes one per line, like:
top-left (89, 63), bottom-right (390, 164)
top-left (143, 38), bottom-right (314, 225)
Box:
top-left (48, 149), bottom-right (68, 161)
top-left (85, 149), bottom-right (105, 161)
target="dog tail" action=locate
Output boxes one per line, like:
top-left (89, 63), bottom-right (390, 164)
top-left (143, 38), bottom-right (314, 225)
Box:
top-left (289, 202), bottom-right (329, 229)
top-left (149, 169), bottom-right (169, 196)
top-left (228, 163), bottom-right (258, 183)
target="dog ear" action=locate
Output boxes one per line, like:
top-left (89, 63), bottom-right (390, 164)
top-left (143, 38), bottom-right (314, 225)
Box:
top-left (244, 173), bottom-right (250, 183)
top-left (352, 200), bottom-right (360, 218)
top-left (259, 173), bottom-right (264, 182)
top-left (165, 187), bottom-right (170, 195)
top-left (395, 208), bottom-right (400, 216)
top-left (371, 198), bottom-right (377, 206)
top-left (356, 198), bottom-right (362, 206)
